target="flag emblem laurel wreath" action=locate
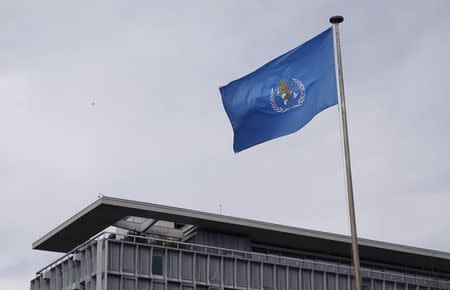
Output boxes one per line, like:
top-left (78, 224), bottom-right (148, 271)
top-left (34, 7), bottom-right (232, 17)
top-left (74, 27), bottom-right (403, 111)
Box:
top-left (269, 78), bottom-right (306, 113)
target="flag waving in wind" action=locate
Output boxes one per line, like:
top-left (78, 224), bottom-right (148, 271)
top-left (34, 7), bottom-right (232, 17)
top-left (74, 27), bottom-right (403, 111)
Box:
top-left (220, 28), bottom-right (337, 152)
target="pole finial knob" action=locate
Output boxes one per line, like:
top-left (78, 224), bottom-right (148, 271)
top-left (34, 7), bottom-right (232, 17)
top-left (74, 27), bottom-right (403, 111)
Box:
top-left (329, 15), bottom-right (344, 24)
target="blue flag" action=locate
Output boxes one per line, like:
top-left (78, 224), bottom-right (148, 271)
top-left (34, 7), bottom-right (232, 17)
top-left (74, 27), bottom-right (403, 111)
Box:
top-left (220, 28), bottom-right (338, 153)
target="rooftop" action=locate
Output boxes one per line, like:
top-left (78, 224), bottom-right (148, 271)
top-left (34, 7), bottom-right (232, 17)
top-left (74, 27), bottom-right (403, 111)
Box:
top-left (33, 196), bottom-right (450, 274)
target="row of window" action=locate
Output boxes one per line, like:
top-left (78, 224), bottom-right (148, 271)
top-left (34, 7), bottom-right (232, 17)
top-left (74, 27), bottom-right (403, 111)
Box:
top-left (106, 241), bottom-right (449, 290)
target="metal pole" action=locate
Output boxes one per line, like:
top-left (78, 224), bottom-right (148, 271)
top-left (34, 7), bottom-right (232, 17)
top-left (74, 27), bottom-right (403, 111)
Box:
top-left (329, 15), bottom-right (362, 290)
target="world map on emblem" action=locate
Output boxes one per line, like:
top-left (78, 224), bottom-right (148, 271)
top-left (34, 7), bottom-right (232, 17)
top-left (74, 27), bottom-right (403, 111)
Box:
top-left (269, 78), bottom-right (306, 113)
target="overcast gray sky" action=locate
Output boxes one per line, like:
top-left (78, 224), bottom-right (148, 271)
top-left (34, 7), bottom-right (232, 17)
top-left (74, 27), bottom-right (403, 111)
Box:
top-left (1, 1), bottom-right (450, 289)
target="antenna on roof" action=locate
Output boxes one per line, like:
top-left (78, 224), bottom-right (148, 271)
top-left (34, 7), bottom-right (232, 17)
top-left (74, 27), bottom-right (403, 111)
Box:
top-left (219, 204), bottom-right (223, 215)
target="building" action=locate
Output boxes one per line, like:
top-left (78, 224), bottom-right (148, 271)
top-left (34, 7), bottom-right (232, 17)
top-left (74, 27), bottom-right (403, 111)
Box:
top-left (31, 196), bottom-right (450, 290)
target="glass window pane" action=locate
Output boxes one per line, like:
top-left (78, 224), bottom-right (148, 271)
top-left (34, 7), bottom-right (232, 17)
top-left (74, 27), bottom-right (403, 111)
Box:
top-left (277, 266), bottom-right (287, 290)
top-left (209, 256), bottom-right (221, 284)
top-left (107, 275), bottom-right (120, 290)
top-left (362, 278), bottom-right (371, 290)
top-left (385, 282), bottom-right (395, 290)
top-left (122, 245), bottom-right (136, 273)
top-left (251, 262), bottom-right (261, 289)
top-left (326, 273), bottom-right (336, 290)
top-left (224, 258), bottom-right (234, 286)
top-left (153, 282), bottom-right (164, 290)
top-left (314, 271), bottom-right (324, 290)
top-left (196, 255), bottom-right (207, 282)
top-left (338, 275), bottom-right (347, 290)
top-left (289, 268), bottom-right (299, 290)
top-left (138, 246), bottom-right (150, 275)
top-left (167, 282), bottom-right (179, 290)
top-left (167, 251), bottom-right (179, 279)
top-left (123, 278), bottom-right (135, 290)
top-left (137, 278), bottom-right (150, 290)
top-left (108, 242), bottom-right (120, 271)
top-left (237, 260), bottom-right (247, 287)
top-left (374, 280), bottom-right (383, 290)
top-left (263, 264), bottom-right (274, 289)
top-left (181, 253), bottom-right (193, 280)
top-left (303, 270), bottom-right (312, 290)
top-left (152, 250), bottom-right (164, 276)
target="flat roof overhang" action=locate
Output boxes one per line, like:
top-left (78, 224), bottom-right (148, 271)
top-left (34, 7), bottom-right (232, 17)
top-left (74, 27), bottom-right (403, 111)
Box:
top-left (33, 196), bottom-right (450, 274)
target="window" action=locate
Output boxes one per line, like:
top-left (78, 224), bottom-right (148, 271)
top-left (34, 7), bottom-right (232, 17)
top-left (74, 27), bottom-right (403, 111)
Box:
top-left (137, 278), bottom-right (150, 290)
top-left (251, 262), bottom-right (261, 289)
top-left (152, 250), bottom-right (164, 276)
top-left (209, 256), bottom-right (221, 284)
top-left (224, 258), bottom-right (234, 286)
top-left (167, 282), bottom-right (180, 290)
top-left (167, 250), bottom-right (179, 278)
top-left (122, 245), bottom-right (136, 273)
top-left (196, 255), bottom-right (207, 282)
top-left (236, 260), bottom-right (248, 287)
top-left (277, 266), bottom-right (287, 290)
top-left (313, 271), bottom-right (323, 290)
top-left (289, 268), bottom-right (300, 290)
top-left (123, 278), bottom-right (135, 290)
top-left (181, 253), bottom-right (193, 280)
top-left (362, 278), bottom-right (372, 290)
top-left (263, 264), bottom-right (274, 289)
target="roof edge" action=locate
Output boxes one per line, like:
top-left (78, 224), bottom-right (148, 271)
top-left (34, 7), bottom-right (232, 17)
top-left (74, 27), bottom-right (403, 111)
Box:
top-left (32, 198), bottom-right (104, 250)
top-left (32, 196), bottom-right (450, 263)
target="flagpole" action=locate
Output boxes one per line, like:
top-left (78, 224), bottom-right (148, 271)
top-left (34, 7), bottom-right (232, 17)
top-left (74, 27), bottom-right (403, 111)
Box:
top-left (330, 15), bottom-right (362, 290)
